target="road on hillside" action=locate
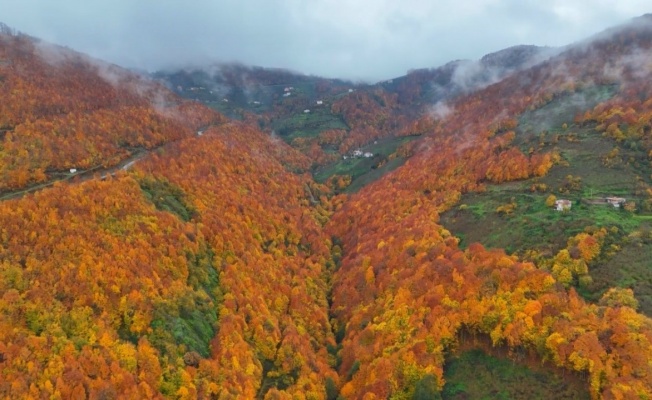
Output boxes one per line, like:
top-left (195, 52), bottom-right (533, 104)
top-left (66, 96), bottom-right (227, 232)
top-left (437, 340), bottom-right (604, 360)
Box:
top-left (0, 123), bottom-right (225, 203)
top-left (0, 150), bottom-right (150, 202)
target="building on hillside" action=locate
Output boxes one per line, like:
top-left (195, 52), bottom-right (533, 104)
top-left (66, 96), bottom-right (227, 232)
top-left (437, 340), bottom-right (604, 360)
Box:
top-left (555, 199), bottom-right (572, 212)
top-left (304, 109), bottom-right (310, 113)
top-left (316, 100), bottom-right (323, 105)
top-left (363, 152), bottom-right (373, 158)
top-left (353, 150), bottom-right (363, 157)
top-left (606, 197), bottom-right (627, 208)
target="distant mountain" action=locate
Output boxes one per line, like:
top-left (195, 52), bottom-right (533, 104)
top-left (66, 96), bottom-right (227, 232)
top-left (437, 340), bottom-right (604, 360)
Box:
top-left (155, 44), bottom-right (552, 115)
top-left (380, 44), bottom-right (554, 106)
top-left (153, 63), bottom-right (354, 117)
top-left (153, 44), bottom-right (552, 188)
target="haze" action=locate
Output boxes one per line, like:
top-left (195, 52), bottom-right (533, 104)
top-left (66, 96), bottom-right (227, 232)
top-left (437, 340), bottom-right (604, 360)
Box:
top-left (2, 0), bottom-right (650, 82)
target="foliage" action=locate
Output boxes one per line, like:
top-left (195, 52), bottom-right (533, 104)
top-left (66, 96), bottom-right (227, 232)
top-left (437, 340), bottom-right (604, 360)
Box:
top-left (139, 176), bottom-right (197, 221)
top-left (4, 16), bottom-right (652, 399)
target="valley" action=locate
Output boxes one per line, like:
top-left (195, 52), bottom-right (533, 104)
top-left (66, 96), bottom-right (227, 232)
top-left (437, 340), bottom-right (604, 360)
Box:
top-left (2, 14), bottom-right (652, 400)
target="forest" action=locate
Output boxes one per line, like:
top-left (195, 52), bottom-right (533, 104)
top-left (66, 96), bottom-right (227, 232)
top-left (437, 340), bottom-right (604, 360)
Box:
top-left (2, 14), bottom-right (652, 400)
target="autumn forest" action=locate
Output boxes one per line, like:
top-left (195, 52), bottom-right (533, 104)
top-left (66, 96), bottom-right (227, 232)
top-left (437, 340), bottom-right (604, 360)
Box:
top-left (2, 15), bottom-right (652, 400)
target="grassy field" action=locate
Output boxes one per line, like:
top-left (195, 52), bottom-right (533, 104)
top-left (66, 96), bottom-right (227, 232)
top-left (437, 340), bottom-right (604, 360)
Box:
top-left (514, 85), bottom-right (618, 147)
top-left (314, 135), bottom-right (420, 192)
top-left (440, 85), bottom-right (652, 314)
top-left (440, 131), bottom-right (646, 254)
top-left (588, 234), bottom-right (652, 313)
top-left (271, 108), bottom-right (348, 141)
top-left (442, 349), bottom-right (590, 400)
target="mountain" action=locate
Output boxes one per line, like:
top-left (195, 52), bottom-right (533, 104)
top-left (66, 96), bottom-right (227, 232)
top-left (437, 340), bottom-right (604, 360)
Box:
top-left (2, 15), bottom-right (652, 399)
top-left (154, 44), bottom-right (552, 192)
top-left (0, 27), bottom-right (227, 194)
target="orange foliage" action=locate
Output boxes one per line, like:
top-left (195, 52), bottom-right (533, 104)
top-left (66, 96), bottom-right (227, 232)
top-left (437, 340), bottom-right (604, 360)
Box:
top-left (0, 32), bottom-right (226, 192)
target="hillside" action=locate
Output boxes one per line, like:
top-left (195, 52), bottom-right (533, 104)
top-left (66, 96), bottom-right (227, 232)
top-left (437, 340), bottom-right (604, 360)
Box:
top-left (155, 45), bottom-right (550, 192)
top-left (0, 26), bottom-right (227, 195)
top-left (2, 15), bottom-right (652, 400)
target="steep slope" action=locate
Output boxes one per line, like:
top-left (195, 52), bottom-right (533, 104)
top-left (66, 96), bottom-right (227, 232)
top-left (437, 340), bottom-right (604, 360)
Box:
top-left (0, 26), bottom-right (335, 398)
top-left (382, 44), bottom-right (552, 109)
top-left (326, 14), bottom-right (652, 398)
top-left (0, 123), bottom-right (337, 398)
top-left (0, 27), bottom-right (226, 193)
top-left (131, 124), bottom-right (337, 398)
top-left (154, 64), bottom-right (357, 172)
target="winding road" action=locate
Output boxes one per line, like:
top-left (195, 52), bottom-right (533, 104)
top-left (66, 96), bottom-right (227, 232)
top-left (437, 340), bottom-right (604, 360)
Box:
top-left (0, 123), bottom-right (225, 202)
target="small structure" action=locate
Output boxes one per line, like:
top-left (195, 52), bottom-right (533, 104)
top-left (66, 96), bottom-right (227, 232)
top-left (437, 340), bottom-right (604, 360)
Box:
top-left (197, 130), bottom-right (204, 136)
top-left (363, 152), bottom-right (373, 158)
top-left (316, 100), bottom-right (323, 105)
top-left (606, 197), bottom-right (627, 208)
top-left (304, 109), bottom-right (310, 113)
top-left (555, 199), bottom-right (572, 212)
top-left (283, 92), bottom-right (291, 97)
top-left (352, 149), bottom-right (363, 157)
top-left (343, 155), bottom-right (348, 160)
top-left (222, 98), bottom-right (229, 102)
top-left (348, 88), bottom-right (354, 93)
top-left (69, 168), bottom-right (77, 174)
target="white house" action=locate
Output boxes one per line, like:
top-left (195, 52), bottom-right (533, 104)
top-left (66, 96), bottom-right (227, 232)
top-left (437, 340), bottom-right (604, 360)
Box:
top-left (70, 168), bottom-right (77, 174)
top-left (283, 92), bottom-right (291, 97)
top-left (353, 150), bottom-right (363, 157)
top-left (605, 197), bottom-right (626, 208)
top-left (316, 100), bottom-right (323, 105)
top-left (304, 109), bottom-right (310, 113)
top-left (348, 89), bottom-right (354, 93)
top-left (363, 152), bottom-right (373, 158)
top-left (555, 199), bottom-right (572, 212)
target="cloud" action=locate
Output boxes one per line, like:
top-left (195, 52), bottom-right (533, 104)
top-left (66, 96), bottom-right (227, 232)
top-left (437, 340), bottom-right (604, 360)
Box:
top-left (0, 0), bottom-right (649, 81)
top-left (428, 101), bottom-right (454, 120)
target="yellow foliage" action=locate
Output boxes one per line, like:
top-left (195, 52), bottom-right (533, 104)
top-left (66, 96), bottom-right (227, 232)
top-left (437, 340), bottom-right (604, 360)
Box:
top-left (545, 194), bottom-right (557, 207)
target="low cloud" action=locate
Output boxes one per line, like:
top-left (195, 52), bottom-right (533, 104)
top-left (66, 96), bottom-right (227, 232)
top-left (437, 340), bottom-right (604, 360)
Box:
top-left (1, 0), bottom-right (649, 82)
top-left (428, 101), bottom-right (454, 120)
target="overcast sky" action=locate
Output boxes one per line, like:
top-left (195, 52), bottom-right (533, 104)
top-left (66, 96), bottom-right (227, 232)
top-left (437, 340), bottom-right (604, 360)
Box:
top-left (1, 1), bottom-right (649, 82)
